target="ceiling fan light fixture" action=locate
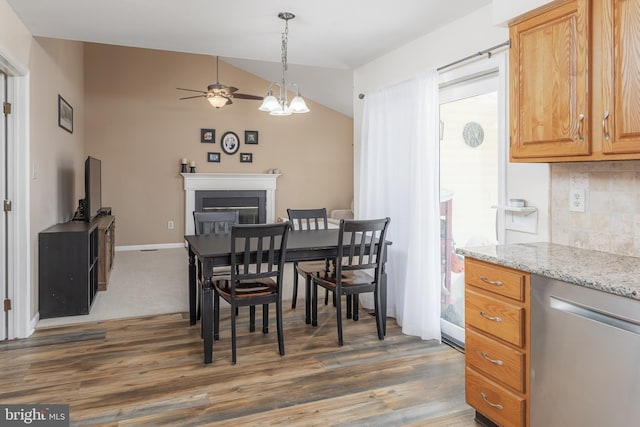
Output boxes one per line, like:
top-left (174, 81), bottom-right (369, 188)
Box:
top-left (260, 11), bottom-right (309, 117)
top-left (207, 94), bottom-right (228, 109)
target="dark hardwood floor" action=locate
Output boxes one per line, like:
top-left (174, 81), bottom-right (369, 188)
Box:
top-left (0, 304), bottom-right (478, 426)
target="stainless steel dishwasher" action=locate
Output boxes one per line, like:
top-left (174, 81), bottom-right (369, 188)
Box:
top-left (531, 275), bottom-right (640, 426)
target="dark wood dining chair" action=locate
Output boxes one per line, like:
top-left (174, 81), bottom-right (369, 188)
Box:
top-left (286, 208), bottom-right (331, 310)
top-left (193, 211), bottom-right (239, 322)
top-left (311, 217), bottom-right (390, 346)
top-left (213, 223), bottom-right (289, 364)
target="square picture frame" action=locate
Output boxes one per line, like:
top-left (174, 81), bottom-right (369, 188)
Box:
top-left (201, 128), bottom-right (215, 143)
top-left (244, 130), bottom-right (258, 145)
top-left (207, 152), bottom-right (221, 163)
top-left (240, 153), bottom-right (253, 163)
top-left (58, 95), bottom-right (73, 134)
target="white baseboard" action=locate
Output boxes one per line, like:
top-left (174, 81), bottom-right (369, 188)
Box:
top-left (116, 243), bottom-right (186, 252)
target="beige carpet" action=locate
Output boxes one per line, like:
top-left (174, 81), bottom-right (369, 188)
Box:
top-left (37, 247), bottom-right (297, 328)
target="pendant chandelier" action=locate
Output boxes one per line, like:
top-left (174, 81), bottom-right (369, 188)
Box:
top-left (258, 12), bottom-right (310, 116)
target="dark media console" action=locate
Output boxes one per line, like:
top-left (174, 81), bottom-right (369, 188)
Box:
top-left (38, 213), bottom-right (116, 318)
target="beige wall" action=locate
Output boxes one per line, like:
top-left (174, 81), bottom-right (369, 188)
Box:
top-left (28, 37), bottom-right (86, 316)
top-left (550, 161), bottom-right (640, 257)
top-left (84, 43), bottom-right (353, 246)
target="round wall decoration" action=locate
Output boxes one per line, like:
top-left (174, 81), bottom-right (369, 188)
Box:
top-left (221, 131), bottom-right (240, 155)
top-left (462, 122), bottom-right (484, 148)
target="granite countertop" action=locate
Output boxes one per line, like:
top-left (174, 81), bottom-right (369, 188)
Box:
top-left (456, 242), bottom-right (640, 301)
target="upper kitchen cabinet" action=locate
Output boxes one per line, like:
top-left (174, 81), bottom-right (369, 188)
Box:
top-left (598, 0), bottom-right (640, 154)
top-left (510, 0), bottom-right (640, 162)
top-left (510, 0), bottom-right (590, 161)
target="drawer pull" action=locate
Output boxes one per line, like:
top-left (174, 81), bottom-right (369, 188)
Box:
top-left (480, 276), bottom-right (503, 287)
top-left (481, 351), bottom-right (504, 366)
top-left (480, 311), bottom-right (502, 322)
top-left (481, 392), bottom-right (504, 410)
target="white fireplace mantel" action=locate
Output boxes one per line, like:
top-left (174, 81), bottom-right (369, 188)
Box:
top-left (182, 173), bottom-right (281, 235)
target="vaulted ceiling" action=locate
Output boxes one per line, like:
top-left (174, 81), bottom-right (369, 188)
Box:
top-left (8, 0), bottom-right (492, 116)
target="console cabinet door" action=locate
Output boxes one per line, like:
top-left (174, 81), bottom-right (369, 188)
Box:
top-left (601, 0), bottom-right (640, 154)
top-left (510, 0), bottom-right (590, 159)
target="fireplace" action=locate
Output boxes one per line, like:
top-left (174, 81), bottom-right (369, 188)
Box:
top-left (195, 190), bottom-right (266, 224)
top-left (182, 173), bottom-right (280, 236)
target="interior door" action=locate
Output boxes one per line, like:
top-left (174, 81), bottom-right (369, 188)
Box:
top-left (1, 70), bottom-right (7, 340)
top-left (439, 54), bottom-right (507, 347)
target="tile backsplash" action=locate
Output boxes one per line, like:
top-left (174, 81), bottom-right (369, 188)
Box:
top-left (550, 161), bottom-right (640, 257)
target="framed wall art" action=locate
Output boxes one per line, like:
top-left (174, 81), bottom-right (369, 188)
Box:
top-left (240, 153), bottom-right (253, 163)
top-left (244, 130), bottom-right (258, 145)
top-left (201, 128), bottom-right (215, 143)
top-left (58, 95), bottom-right (73, 134)
top-left (207, 152), bottom-right (221, 163)
top-left (221, 131), bottom-right (240, 155)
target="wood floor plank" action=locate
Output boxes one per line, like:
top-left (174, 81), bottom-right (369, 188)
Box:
top-left (0, 306), bottom-right (479, 426)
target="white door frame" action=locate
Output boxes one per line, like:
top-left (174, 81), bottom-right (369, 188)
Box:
top-left (438, 52), bottom-right (508, 344)
top-left (0, 48), bottom-right (31, 339)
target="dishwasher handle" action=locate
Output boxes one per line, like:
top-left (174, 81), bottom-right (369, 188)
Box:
top-left (550, 296), bottom-right (640, 336)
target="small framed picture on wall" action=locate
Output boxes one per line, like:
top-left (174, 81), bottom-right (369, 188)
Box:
top-left (240, 153), bottom-right (253, 163)
top-left (201, 128), bottom-right (215, 143)
top-left (207, 152), bottom-right (221, 162)
top-left (245, 130), bottom-right (258, 144)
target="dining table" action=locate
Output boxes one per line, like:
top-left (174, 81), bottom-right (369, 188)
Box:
top-left (185, 228), bottom-right (389, 364)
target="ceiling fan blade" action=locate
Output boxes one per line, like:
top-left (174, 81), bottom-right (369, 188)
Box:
top-left (179, 95), bottom-right (206, 100)
top-left (233, 93), bottom-right (264, 101)
top-left (177, 87), bottom-right (207, 94)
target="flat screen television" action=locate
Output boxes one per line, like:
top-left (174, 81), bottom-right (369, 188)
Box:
top-left (84, 156), bottom-right (102, 222)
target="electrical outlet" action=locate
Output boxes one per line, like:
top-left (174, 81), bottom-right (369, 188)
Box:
top-left (569, 189), bottom-right (586, 212)
top-left (167, 220), bottom-right (174, 230)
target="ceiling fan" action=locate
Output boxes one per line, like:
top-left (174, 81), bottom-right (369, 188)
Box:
top-left (176, 56), bottom-right (263, 109)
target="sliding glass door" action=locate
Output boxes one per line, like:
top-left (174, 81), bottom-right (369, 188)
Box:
top-left (439, 54), bottom-right (507, 346)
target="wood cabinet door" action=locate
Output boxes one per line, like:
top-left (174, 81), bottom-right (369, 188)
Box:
top-left (510, 0), bottom-right (591, 159)
top-left (601, 0), bottom-right (640, 154)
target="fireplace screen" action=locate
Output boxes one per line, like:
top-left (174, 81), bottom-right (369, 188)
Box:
top-left (195, 190), bottom-right (266, 224)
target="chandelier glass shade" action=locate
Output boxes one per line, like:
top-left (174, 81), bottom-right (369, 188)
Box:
top-left (258, 12), bottom-right (309, 116)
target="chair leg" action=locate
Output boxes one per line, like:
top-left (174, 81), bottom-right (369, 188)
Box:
top-left (324, 288), bottom-right (329, 305)
top-left (214, 291), bottom-right (220, 341)
top-left (336, 290), bottom-right (344, 346)
top-left (312, 281), bottom-right (318, 327)
top-left (231, 302), bottom-right (238, 364)
top-left (262, 303), bottom-right (269, 334)
top-left (353, 296), bottom-right (359, 321)
top-left (346, 295), bottom-right (352, 319)
top-left (249, 305), bottom-right (256, 332)
top-left (374, 289), bottom-right (384, 340)
top-left (292, 264), bottom-right (299, 309)
top-left (276, 299), bottom-right (285, 356)
top-left (305, 274), bottom-right (312, 325)
top-left (197, 284), bottom-right (201, 321)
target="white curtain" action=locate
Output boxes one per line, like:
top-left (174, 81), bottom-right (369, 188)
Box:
top-left (358, 70), bottom-right (441, 341)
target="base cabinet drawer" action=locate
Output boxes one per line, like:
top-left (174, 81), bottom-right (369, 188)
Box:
top-left (466, 367), bottom-right (525, 427)
top-left (466, 328), bottom-right (525, 392)
top-left (466, 288), bottom-right (524, 347)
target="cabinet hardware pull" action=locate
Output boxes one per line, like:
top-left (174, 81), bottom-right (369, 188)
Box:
top-left (577, 114), bottom-right (585, 142)
top-left (480, 311), bottom-right (502, 322)
top-left (481, 392), bottom-right (504, 410)
top-left (481, 352), bottom-right (504, 366)
top-left (603, 111), bottom-right (610, 141)
top-left (480, 276), bottom-right (503, 286)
